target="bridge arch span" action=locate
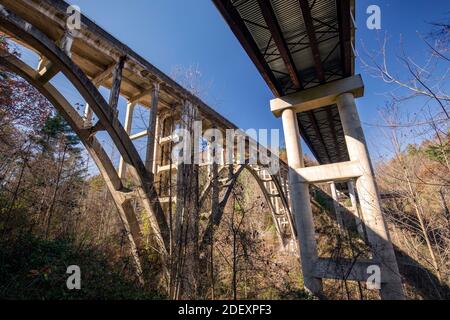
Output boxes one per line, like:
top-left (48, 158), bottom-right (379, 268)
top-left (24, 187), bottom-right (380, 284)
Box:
top-left (0, 3), bottom-right (296, 291)
top-left (200, 162), bottom-right (296, 252)
top-left (0, 7), bottom-right (170, 277)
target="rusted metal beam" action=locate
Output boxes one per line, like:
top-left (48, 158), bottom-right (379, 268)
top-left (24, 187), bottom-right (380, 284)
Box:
top-left (299, 0), bottom-right (325, 83)
top-left (212, 0), bottom-right (283, 96)
top-left (258, 0), bottom-right (303, 89)
top-left (337, 0), bottom-right (352, 77)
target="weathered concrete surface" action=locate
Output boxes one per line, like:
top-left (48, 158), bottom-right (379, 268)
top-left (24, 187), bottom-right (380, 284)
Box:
top-left (296, 160), bottom-right (363, 184)
top-left (337, 92), bottom-right (405, 300)
top-left (281, 107), bottom-right (323, 296)
top-left (271, 75), bottom-right (364, 117)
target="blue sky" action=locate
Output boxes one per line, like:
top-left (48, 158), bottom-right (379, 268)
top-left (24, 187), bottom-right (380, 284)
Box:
top-left (44, 0), bottom-right (450, 164)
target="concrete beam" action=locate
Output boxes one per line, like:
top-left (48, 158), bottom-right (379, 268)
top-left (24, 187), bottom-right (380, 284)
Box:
top-left (130, 130), bottom-right (148, 141)
top-left (314, 258), bottom-right (384, 283)
top-left (159, 135), bottom-right (175, 145)
top-left (158, 164), bottom-right (177, 174)
top-left (129, 86), bottom-right (154, 104)
top-left (92, 62), bottom-right (116, 87)
top-left (348, 180), bottom-right (366, 240)
top-left (118, 102), bottom-right (135, 179)
top-left (145, 84), bottom-right (160, 173)
top-left (270, 75), bottom-right (364, 117)
top-left (37, 62), bottom-right (59, 84)
top-left (295, 160), bottom-right (363, 183)
top-left (109, 56), bottom-right (126, 111)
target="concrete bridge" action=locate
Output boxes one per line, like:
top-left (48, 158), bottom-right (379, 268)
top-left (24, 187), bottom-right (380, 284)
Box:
top-left (0, 0), bottom-right (405, 299)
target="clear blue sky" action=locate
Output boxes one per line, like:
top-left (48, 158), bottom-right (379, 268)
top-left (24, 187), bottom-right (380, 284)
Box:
top-left (56, 0), bottom-right (449, 163)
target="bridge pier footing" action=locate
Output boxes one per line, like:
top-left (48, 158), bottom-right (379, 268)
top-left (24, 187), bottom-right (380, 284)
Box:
top-left (275, 76), bottom-right (405, 300)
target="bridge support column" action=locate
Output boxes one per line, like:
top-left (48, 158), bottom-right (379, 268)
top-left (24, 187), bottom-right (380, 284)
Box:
top-left (83, 85), bottom-right (100, 128)
top-left (348, 180), bottom-right (366, 240)
top-left (119, 102), bottom-right (136, 179)
top-left (145, 84), bottom-right (160, 174)
top-left (281, 107), bottom-right (323, 297)
top-left (337, 93), bottom-right (405, 300)
top-left (330, 181), bottom-right (345, 235)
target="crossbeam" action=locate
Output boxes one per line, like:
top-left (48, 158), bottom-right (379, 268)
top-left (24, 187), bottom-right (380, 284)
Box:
top-left (130, 87), bottom-right (153, 104)
top-left (130, 130), bottom-right (148, 141)
top-left (314, 258), bottom-right (383, 283)
top-left (296, 160), bottom-right (363, 183)
top-left (37, 62), bottom-right (59, 83)
top-left (270, 75), bottom-right (364, 117)
top-left (92, 62), bottom-right (116, 87)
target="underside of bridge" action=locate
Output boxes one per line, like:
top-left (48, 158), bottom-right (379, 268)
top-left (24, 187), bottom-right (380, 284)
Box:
top-left (214, 0), bottom-right (406, 299)
top-left (214, 0), bottom-right (355, 164)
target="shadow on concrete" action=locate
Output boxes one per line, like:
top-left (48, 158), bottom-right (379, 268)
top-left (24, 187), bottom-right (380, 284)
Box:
top-left (312, 187), bottom-right (449, 300)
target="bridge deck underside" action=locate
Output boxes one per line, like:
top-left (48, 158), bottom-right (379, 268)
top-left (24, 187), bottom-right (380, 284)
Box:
top-left (213, 0), bottom-right (356, 164)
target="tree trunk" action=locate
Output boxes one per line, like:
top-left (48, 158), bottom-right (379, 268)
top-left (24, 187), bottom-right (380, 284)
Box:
top-left (170, 102), bottom-right (200, 299)
top-left (44, 145), bottom-right (67, 239)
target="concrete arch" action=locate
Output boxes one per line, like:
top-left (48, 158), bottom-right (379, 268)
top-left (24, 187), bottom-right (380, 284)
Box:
top-left (244, 165), bottom-right (296, 245)
top-left (0, 8), bottom-right (170, 273)
top-left (200, 163), bottom-right (296, 251)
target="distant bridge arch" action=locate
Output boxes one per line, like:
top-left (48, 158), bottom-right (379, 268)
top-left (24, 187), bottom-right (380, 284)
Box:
top-left (0, 1), bottom-right (296, 285)
top-left (198, 162), bottom-right (297, 252)
top-left (0, 46), bottom-right (169, 280)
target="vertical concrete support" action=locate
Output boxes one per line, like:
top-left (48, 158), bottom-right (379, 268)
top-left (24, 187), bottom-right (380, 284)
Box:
top-left (281, 108), bottom-right (323, 296)
top-left (225, 129), bottom-right (236, 166)
top-left (330, 182), bottom-right (345, 235)
top-left (83, 103), bottom-right (94, 127)
top-left (118, 102), bottom-right (136, 179)
top-left (109, 56), bottom-right (126, 113)
top-left (37, 56), bottom-right (48, 72)
top-left (83, 85), bottom-right (99, 128)
top-left (348, 180), bottom-right (366, 240)
top-left (60, 28), bottom-right (74, 58)
top-left (145, 84), bottom-right (160, 173)
top-left (337, 93), bottom-right (404, 300)
top-left (210, 140), bottom-right (220, 229)
top-left (152, 115), bottom-right (161, 175)
top-left (206, 141), bottom-right (213, 177)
